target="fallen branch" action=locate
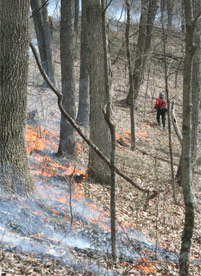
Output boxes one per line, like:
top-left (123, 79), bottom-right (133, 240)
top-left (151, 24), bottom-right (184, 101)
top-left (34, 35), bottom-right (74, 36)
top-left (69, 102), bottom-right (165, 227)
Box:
top-left (30, 42), bottom-right (158, 199)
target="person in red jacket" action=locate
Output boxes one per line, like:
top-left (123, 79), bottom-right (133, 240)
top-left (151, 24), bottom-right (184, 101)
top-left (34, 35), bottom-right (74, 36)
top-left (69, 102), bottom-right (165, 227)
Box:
top-left (154, 92), bottom-right (167, 129)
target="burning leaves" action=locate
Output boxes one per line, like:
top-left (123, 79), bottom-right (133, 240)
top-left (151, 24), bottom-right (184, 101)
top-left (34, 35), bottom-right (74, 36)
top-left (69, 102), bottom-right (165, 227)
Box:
top-left (0, 121), bottom-right (198, 275)
top-left (27, 125), bottom-right (87, 183)
top-left (116, 123), bottom-right (151, 148)
top-left (121, 257), bottom-right (157, 274)
top-left (133, 258), bottom-right (157, 274)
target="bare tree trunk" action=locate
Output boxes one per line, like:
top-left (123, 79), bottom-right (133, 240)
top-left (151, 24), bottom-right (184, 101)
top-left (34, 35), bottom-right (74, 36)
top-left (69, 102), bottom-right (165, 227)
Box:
top-left (0, 0), bottom-right (34, 196)
top-left (74, 0), bottom-right (79, 34)
top-left (58, 0), bottom-right (76, 157)
top-left (176, 0), bottom-right (201, 185)
top-left (125, 0), bottom-right (136, 150)
top-left (167, 0), bottom-right (174, 29)
top-left (31, 0), bottom-right (47, 73)
top-left (143, 0), bottom-right (159, 64)
top-left (160, 1), bottom-right (176, 201)
top-left (179, 0), bottom-right (197, 274)
top-left (101, 0), bottom-right (117, 261)
top-left (76, 0), bottom-right (90, 128)
top-left (191, 0), bottom-right (201, 168)
top-left (87, 0), bottom-right (112, 184)
top-left (126, 0), bottom-right (149, 105)
top-left (126, 0), bottom-right (158, 105)
top-left (30, 41), bottom-right (158, 199)
top-left (31, 0), bottom-right (55, 85)
top-left (181, 0), bottom-right (185, 33)
top-left (41, 0), bottom-right (56, 85)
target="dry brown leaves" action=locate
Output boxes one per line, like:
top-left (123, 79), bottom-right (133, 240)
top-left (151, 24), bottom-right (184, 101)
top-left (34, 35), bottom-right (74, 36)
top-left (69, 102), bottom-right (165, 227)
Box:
top-left (2, 37), bottom-right (198, 275)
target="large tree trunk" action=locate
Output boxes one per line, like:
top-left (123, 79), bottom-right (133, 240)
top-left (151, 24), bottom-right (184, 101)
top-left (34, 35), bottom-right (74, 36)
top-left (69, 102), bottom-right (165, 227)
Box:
top-left (76, 0), bottom-right (90, 127)
top-left (31, 0), bottom-right (55, 85)
top-left (0, 0), bottom-right (34, 196)
top-left (126, 0), bottom-right (158, 105)
top-left (191, 0), bottom-right (201, 166)
top-left (87, 0), bottom-right (112, 184)
top-left (58, 0), bottom-right (76, 157)
top-left (179, 0), bottom-right (196, 274)
top-left (176, 0), bottom-right (201, 185)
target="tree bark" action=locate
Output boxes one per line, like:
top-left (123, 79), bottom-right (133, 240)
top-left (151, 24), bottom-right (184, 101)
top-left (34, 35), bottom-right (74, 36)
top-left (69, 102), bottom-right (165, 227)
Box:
top-left (41, 0), bottom-right (56, 85)
top-left (76, 0), bottom-right (90, 128)
top-left (125, 0), bottom-right (136, 150)
top-left (31, 0), bottom-right (55, 85)
top-left (167, 0), bottom-right (174, 29)
top-left (0, 0), bottom-right (34, 196)
top-left (161, 2), bottom-right (176, 201)
top-left (191, 0), bottom-right (201, 168)
top-left (87, 0), bottom-right (112, 184)
top-left (58, 0), bottom-right (76, 157)
top-left (30, 41), bottom-right (158, 199)
top-left (126, 0), bottom-right (158, 105)
top-left (179, 0), bottom-right (196, 274)
top-left (181, 0), bottom-right (185, 33)
top-left (74, 0), bottom-right (79, 34)
top-left (176, 0), bottom-right (201, 185)
top-left (101, 0), bottom-right (117, 261)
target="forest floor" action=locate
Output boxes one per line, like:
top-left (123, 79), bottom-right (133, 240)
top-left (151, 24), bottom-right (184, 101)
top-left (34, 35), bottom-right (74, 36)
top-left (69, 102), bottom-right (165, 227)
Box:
top-left (0, 36), bottom-right (201, 276)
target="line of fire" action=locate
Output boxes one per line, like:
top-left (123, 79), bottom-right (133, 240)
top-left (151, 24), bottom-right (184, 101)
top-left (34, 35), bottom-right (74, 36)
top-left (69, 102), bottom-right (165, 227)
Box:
top-left (0, 122), bottom-right (199, 275)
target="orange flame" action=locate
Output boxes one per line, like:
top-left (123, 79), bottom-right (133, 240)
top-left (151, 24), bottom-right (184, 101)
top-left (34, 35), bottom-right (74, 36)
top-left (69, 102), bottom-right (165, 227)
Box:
top-left (133, 258), bottom-right (157, 274)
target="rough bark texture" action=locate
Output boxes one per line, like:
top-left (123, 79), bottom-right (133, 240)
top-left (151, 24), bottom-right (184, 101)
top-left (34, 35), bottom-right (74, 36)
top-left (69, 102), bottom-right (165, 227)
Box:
top-left (191, 0), bottom-right (201, 166)
top-left (76, 0), bottom-right (90, 127)
top-left (101, 0), bottom-right (117, 261)
top-left (176, 0), bottom-right (201, 184)
top-left (126, 0), bottom-right (158, 105)
top-left (0, 0), bottom-right (34, 195)
top-left (41, 0), bottom-right (56, 85)
top-left (87, 0), bottom-right (112, 184)
top-left (179, 1), bottom-right (196, 275)
top-left (74, 0), bottom-right (79, 34)
top-left (31, 0), bottom-right (55, 85)
top-left (144, 0), bottom-right (158, 61)
top-left (125, 0), bottom-right (136, 150)
top-left (31, 0), bottom-right (47, 73)
top-left (58, 0), bottom-right (76, 157)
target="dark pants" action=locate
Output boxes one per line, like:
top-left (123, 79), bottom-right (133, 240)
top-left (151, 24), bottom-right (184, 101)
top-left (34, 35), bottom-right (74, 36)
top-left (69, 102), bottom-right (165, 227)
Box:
top-left (156, 108), bottom-right (166, 128)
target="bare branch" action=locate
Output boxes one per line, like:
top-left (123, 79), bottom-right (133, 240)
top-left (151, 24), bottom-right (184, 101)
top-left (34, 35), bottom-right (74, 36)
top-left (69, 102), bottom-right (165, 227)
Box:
top-left (104, 0), bottom-right (114, 13)
top-left (30, 0), bottom-right (49, 18)
top-left (29, 42), bottom-right (158, 199)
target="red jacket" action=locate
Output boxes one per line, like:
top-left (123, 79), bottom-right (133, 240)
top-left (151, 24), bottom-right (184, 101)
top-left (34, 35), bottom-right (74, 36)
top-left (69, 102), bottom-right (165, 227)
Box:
top-left (154, 98), bottom-right (166, 108)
